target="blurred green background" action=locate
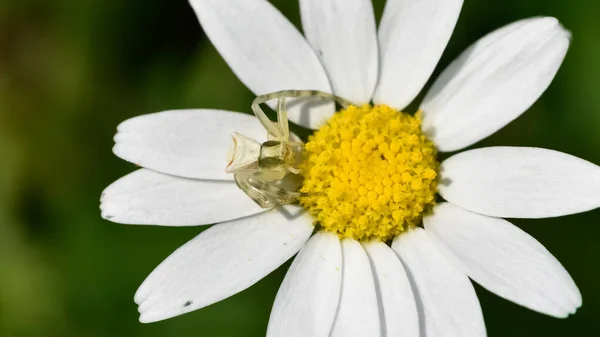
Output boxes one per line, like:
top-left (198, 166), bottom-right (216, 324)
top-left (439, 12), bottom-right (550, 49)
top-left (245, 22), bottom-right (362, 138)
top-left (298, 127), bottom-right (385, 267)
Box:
top-left (1, 0), bottom-right (599, 336)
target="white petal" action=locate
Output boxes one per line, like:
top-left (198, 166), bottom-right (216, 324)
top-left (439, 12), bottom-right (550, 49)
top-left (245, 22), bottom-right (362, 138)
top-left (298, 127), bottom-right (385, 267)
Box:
top-left (300, 0), bottom-right (378, 104)
top-left (135, 206), bottom-right (314, 323)
top-left (373, 0), bottom-right (463, 110)
top-left (424, 203), bottom-right (581, 318)
top-left (267, 231), bottom-right (342, 337)
top-left (421, 17), bottom-right (571, 152)
top-left (330, 239), bottom-right (380, 337)
top-left (113, 109), bottom-right (265, 180)
top-left (439, 147), bottom-right (600, 218)
top-left (392, 228), bottom-right (486, 337)
top-left (363, 241), bottom-right (419, 337)
top-left (190, 0), bottom-right (334, 129)
top-left (100, 169), bottom-right (263, 226)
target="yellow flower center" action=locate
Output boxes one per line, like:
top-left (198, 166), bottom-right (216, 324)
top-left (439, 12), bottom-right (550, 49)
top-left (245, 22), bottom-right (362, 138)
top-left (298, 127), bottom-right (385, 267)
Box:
top-left (299, 104), bottom-right (438, 242)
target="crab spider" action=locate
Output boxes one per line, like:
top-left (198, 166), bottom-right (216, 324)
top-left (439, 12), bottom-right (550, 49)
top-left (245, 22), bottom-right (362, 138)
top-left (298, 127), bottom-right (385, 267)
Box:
top-left (226, 90), bottom-right (351, 208)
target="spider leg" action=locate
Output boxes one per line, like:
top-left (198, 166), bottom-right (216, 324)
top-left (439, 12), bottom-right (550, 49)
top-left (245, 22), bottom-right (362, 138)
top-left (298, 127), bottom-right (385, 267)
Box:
top-left (254, 90), bottom-right (353, 109)
top-left (251, 90), bottom-right (353, 139)
top-left (251, 94), bottom-right (282, 139)
top-left (277, 96), bottom-right (290, 140)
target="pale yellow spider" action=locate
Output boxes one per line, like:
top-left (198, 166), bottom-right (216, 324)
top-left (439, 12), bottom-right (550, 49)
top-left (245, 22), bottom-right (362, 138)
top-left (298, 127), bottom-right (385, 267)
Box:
top-left (226, 90), bottom-right (351, 208)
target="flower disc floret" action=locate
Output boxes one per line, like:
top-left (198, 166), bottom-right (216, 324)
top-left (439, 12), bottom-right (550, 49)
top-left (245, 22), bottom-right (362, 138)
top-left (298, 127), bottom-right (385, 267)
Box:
top-left (299, 105), bottom-right (438, 241)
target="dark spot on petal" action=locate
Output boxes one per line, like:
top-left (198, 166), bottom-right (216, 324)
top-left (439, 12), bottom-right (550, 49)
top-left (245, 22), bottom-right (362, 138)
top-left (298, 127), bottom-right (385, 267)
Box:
top-left (184, 301), bottom-right (193, 307)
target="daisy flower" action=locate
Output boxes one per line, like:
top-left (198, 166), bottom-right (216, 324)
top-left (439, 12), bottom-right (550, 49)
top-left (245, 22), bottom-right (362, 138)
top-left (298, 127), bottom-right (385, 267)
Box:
top-left (100, 0), bottom-right (600, 336)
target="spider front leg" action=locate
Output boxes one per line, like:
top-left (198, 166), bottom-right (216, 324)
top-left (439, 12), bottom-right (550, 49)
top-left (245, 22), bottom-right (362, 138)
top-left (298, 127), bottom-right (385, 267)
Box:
top-left (251, 95), bottom-right (282, 139)
top-left (251, 90), bottom-right (354, 140)
top-left (277, 96), bottom-right (290, 140)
